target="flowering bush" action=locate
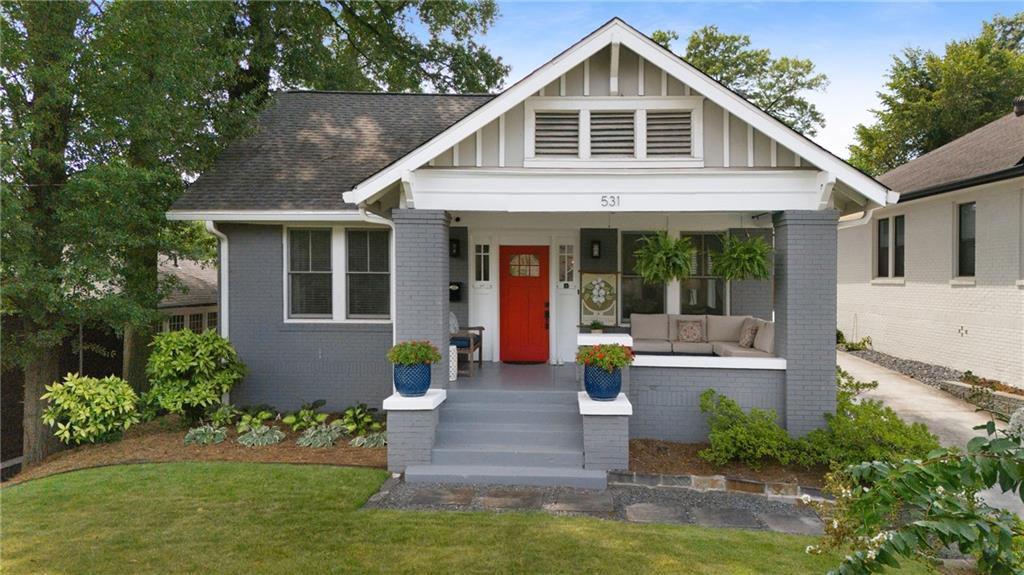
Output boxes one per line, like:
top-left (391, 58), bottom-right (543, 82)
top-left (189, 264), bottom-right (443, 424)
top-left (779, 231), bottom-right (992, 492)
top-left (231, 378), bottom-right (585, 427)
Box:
top-left (386, 341), bottom-right (442, 365)
top-left (576, 344), bottom-right (634, 372)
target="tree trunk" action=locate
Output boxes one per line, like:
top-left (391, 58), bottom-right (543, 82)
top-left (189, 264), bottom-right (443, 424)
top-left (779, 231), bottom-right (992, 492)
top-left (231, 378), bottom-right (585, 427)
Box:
top-left (121, 246), bottom-right (159, 393)
top-left (122, 323), bottom-right (154, 393)
top-left (22, 351), bottom-right (61, 465)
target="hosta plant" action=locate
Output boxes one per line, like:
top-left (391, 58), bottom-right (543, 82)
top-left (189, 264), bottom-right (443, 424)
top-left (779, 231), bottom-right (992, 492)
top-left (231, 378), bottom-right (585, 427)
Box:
top-left (297, 422), bottom-right (344, 448)
top-left (812, 419), bottom-right (1024, 575)
top-left (338, 404), bottom-right (384, 436)
top-left (236, 410), bottom-right (275, 434)
top-left (184, 424), bottom-right (227, 445)
top-left (282, 399), bottom-right (328, 432)
top-left (143, 330), bottom-right (246, 422)
top-left (237, 425), bottom-right (285, 447)
top-left (632, 232), bottom-right (695, 283)
top-left (350, 431), bottom-right (387, 448)
top-left (41, 373), bottom-right (140, 444)
top-left (709, 233), bottom-right (772, 281)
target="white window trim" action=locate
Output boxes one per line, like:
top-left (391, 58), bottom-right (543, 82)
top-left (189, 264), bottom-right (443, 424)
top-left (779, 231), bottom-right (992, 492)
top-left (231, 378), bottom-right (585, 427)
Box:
top-left (872, 215), bottom-right (905, 280)
top-left (524, 96), bottom-right (705, 168)
top-left (281, 225), bottom-right (393, 324)
top-left (161, 305), bottom-right (217, 332)
top-left (953, 201), bottom-right (976, 281)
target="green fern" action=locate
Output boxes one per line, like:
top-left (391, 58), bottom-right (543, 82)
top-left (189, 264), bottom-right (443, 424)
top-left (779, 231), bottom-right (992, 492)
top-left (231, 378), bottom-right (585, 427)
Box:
top-left (710, 234), bottom-right (772, 281)
top-left (632, 232), bottom-right (696, 283)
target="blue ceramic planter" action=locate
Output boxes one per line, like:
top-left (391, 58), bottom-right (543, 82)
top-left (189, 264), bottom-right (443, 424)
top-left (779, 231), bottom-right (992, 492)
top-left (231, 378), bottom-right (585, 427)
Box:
top-left (584, 365), bottom-right (622, 401)
top-left (394, 363), bottom-right (432, 397)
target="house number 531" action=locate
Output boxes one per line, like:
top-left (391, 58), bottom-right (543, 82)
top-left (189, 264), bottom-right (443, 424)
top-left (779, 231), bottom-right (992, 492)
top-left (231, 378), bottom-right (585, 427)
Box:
top-left (600, 195), bottom-right (621, 208)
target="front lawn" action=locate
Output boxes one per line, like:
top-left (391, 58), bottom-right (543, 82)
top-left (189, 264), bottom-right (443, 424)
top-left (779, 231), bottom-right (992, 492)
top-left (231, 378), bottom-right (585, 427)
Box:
top-left (2, 463), bottom-right (934, 574)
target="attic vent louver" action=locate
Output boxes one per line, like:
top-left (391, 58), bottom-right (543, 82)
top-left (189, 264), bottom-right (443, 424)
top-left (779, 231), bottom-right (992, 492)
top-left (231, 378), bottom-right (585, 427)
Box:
top-left (534, 111), bottom-right (579, 156)
top-left (646, 111), bottom-right (692, 156)
top-left (591, 111), bottom-right (635, 156)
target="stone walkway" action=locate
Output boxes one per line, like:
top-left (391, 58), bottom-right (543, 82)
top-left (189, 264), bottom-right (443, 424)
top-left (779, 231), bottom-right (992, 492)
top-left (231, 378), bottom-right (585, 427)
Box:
top-left (365, 478), bottom-right (824, 536)
top-left (838, 351), bottom-right (1023, 516)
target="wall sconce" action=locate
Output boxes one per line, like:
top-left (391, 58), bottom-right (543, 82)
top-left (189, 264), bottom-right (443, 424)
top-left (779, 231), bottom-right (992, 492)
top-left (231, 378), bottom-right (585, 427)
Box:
top-left (590, 240), bottom-right (601, 258)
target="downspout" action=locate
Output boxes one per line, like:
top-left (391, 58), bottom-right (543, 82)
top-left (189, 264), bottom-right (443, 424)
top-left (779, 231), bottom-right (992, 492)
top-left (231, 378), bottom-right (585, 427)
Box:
top-left (359, 207), bottom-right (398, 350)
top-left (205, 221), bottom-right (229, 340)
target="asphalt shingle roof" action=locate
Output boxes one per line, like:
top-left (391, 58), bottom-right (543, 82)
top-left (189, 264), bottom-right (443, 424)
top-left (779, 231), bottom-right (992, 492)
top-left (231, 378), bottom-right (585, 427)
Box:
top-left (173, 91), bottom-right (494, 211)
top-left (879, 111), bottom-right (1024, 198)
top-left (158, 258), bottom-right (218, 309)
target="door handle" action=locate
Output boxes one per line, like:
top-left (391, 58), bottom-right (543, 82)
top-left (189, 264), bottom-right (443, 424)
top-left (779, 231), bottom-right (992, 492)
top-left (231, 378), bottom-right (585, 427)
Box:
top-left (544, 302), bottom-right (550, 330)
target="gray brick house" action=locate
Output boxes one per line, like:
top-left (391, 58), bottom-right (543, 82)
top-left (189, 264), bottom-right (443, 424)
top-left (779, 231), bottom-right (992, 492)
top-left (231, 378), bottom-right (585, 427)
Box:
top-left (169, 19), bottom-right (895, 488)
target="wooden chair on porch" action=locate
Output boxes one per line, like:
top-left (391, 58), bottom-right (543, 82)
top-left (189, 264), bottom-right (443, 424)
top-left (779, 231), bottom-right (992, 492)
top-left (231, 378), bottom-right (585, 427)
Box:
top-left (449, 312), bottom-right (484, 376)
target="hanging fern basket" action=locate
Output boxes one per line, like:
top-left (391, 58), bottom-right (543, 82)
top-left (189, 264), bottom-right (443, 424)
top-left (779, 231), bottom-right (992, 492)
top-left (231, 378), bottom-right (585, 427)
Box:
top-left (632, 232), bottom-right (696, 284)
top-left (710, 234), bottom-right (772, 281)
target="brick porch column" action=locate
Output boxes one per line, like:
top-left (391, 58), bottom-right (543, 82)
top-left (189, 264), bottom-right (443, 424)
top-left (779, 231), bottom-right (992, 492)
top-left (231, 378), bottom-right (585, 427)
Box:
top-left (392, 209), bottom-right (450, 386)
top-left (773, 210), bottom-right (839, 436)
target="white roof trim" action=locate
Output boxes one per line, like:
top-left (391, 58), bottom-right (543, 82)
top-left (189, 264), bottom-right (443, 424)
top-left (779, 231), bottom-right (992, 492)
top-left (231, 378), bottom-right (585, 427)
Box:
top-left (167, 209), bottom-right (387, 223)
top-left (345, 18), bottom-right (890, 208)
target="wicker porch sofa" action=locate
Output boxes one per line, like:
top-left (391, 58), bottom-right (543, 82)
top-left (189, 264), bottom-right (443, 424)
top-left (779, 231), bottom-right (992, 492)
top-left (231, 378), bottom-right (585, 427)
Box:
top-left (629, 313), bottom-right (775, 357)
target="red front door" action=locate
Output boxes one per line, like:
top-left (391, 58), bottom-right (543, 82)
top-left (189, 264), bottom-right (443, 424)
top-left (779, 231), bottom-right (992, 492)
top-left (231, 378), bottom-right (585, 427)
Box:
top-left (499, 246), bottom-right (549, 363)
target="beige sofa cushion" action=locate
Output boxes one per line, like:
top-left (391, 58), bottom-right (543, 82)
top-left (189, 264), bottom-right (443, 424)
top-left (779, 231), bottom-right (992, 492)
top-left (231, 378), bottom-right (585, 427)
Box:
top-left (632, 338), bottom-right (673, 354)
top-left (672, 341), bottom-right (713, 355)
top-left (713, 342), bottom-right (773, 358)
top-left (630, 314), bottom-right (668, 340)
top-left (707, 315), bottom-right (749, 342)
top-left (754, 322), bottom-right (774, 354)
top-left (668, 314), bottom-right (706, 341)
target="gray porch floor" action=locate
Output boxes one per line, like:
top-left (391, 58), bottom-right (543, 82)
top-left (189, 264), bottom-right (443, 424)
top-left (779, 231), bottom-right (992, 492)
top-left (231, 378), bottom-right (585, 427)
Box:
top-left (447, 362), bottom-right (581, 391)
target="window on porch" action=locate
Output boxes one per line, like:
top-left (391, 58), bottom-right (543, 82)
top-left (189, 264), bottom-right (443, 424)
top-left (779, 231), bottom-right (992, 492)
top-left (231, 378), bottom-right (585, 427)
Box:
top-left (621, 232), bottom-right (665, 320)
top-left (680, 233), bottom-right (725, 315)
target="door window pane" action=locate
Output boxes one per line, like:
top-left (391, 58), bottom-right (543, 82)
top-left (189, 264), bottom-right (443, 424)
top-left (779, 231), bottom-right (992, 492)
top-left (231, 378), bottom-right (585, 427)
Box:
top-left (558, 245), bottom-right (575, 283)
top-left (893, 215), bottom-right (905, 278)
top-left (958, 203), bottom-right (975, 277)
top-left (474, 244), bottom-right (491, 282)
top-left (877, 219), bottom-right (890, 278)
top-left (509, 254), bottom-right (540, 277)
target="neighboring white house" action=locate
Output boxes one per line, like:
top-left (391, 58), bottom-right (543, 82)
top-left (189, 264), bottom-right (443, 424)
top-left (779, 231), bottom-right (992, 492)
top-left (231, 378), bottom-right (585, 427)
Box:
top-left (158, 257), bottom-right (218, 333)
top-left (838, 103), bottom-right (1024, 388)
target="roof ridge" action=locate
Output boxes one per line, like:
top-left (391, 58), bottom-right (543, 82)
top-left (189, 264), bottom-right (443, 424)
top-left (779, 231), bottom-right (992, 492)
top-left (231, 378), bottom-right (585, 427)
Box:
top-left (884, 111), bottom-right (1021, 177)
top-left (277, 89), bottom-right (495, 97)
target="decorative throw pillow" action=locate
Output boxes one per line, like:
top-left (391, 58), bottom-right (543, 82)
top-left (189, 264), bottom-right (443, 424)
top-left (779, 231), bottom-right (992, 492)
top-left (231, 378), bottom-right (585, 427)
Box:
top-left (738, 318), bottom-right (759, 348)
top-left (675, 320), bottom-right (704, 343)
top-left (448, 311), bottom-right (460, 335)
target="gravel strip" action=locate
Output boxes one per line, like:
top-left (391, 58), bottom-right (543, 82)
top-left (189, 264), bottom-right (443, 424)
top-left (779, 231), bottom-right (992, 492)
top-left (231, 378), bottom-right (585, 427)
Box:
top-left (846, 349), bottom-right (963, 388)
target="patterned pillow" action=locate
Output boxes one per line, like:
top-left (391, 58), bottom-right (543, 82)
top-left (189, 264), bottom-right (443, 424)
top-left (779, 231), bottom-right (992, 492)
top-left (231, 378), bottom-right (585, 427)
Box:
top-left (738, 318), bottom-right (760, 348)
top-left (675, 320), bottom-right (704, 343)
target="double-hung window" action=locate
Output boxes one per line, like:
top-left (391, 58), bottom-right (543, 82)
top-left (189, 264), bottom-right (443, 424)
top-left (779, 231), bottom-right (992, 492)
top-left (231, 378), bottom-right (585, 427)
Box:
top-left (288, 229), bottom-right (333, 317)
top-left (680, 233), bottom-right (725, 315)
top-left (346, 229), bottom-right (390, 318)
top-left (621, 232), bottom-right (666, 320)
top-left (957, 203), bottom-right (976, 277)
top-left (874, 216), bottom-right (905, 279)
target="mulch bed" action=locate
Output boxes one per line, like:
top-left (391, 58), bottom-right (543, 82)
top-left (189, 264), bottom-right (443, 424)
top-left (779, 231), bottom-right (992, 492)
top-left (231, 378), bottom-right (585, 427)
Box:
top-left (4, 415), bottom-right (386, 486)
top-left (630, 439), bottom-right (828, 488)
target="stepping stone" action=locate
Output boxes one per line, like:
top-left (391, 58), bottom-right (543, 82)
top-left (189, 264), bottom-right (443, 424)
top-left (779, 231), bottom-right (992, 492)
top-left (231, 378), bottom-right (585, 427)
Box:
top-left (624, 503), bottom-right (689, 524)
top-left (691, 507), bottom-right (761, 530)
top-left (478, 489), bottom-right (543, 510)
top-left (408, 487), bottom-right (476, 506)
top-left (756, 512), bottom-right (824, 535)
top-left (543, 491), bottom-right (615, 514)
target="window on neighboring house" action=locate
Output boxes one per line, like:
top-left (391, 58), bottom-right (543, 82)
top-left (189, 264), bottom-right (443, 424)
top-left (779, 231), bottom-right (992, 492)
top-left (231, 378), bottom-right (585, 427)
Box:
top-left (876, 218), bottom-right (890, 278)
top-left (680, 233), bottom-right (725, 315)
top-left (621, 232), bottom-right (665, 321)
top-left (558, 244), bottom-right (575, 285)
top-left (893, 215), bottom-right (905, 277)
top-left (189, 313), bottom-right (204, 332)
top-left (167, 315), bottom-right (184, 332)
top-left (288, 228), bottom-right (332, 317)
top-left (474, 244), bottom-right (491, 282)
top-left (207, 312), bottom-right (218, 331)
top-left (346, 229), bottom-right (390, 318)
top-left (957, 202), bottom-right (976, 277)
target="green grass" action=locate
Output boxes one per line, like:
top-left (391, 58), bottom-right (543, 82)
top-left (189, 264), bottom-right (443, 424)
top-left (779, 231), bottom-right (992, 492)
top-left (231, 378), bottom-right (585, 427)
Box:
top-left (1, 463), bottom-right (934, 574)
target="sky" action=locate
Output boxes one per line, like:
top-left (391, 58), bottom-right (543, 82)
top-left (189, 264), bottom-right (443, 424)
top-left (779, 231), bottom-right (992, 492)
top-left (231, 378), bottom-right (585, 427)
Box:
top-left (477, 1), bottom-right (1019, 158)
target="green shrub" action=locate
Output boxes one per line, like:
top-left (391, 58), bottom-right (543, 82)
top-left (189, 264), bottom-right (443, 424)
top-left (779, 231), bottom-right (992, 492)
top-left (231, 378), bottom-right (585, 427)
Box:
top-left (698, 389), bottom-right (793, 468)
top-left (237, 425), bottom-right (285, 447)
top-left (841, 336), bottom-right (872, 352)
top-left (236, 410), bottom-right (274, 434)
top-left (206, 403), bottom-right (240, 428)
top-left (184, 424), bottom-right (227, 445)
top-left (282, 399), bottom-right (328, 432)
top-left (296, 423), bottom-right (344, 448)
top-left (143, 330), bottom-right (246, 422)
top-left (386, 341), bottom-right (442, 365)
top-left (350, 431), bottom-right (387, 448)
top-left (836, 329), bottom-right (846, 345)
top-left (41, 373), bottom-right (140, 444)
top-left (337, 404), bottom-right (384, 436)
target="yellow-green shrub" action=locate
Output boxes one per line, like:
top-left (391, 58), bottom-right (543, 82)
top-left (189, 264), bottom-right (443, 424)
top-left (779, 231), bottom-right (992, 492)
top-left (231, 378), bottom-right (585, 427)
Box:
top-left (41, 373), bottom-right (140, 444)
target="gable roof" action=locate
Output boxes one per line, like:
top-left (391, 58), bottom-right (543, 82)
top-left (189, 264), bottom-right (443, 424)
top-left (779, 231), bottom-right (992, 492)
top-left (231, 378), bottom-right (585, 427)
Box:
top-left (346, 17), bottom-right (892, 208)
top-left (171, 91), bottom-right (493, 212)
top-left (880, 111), bottom-right (1024, 202)
top-left (158, 258), bottom-right (218, 309)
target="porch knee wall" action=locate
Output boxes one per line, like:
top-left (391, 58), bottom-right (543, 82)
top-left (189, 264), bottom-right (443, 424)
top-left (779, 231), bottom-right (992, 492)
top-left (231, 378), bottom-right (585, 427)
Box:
top-left (773, 210), bottom-right (839, 436)
top-left (393, 209), bottom-right (451, 385)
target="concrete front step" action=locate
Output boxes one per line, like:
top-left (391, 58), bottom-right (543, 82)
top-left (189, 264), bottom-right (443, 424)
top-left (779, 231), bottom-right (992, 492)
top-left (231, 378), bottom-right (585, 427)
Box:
top-left (431, 444), bottom-right (585, 467)
top-left (436, 423), bottom-right (583, 449)
top-left (444, 389), bottom-right (579, 406)
top-left (405, 464), bottom-right (607, 489)
top-left (440, 404), bottom-right (582, 426)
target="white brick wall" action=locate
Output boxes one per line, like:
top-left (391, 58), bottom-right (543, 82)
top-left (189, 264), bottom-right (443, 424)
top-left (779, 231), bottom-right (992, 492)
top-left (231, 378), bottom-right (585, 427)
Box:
top-left (837, 179), bottom-right (1024, 388)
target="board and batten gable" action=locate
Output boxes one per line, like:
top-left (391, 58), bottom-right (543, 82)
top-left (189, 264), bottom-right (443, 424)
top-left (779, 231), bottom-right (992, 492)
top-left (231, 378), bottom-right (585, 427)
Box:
top-left (425, 44), bottom-right (807, 171)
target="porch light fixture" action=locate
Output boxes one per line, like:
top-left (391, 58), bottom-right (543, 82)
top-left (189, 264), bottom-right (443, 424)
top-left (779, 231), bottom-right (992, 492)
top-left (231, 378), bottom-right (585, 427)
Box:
top-left (591, 240), bottom-right (601, 259)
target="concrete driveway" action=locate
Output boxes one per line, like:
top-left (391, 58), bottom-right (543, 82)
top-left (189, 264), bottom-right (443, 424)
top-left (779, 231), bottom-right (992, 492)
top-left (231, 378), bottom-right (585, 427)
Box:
top-left (837, 351), bottom-right (1022, 515)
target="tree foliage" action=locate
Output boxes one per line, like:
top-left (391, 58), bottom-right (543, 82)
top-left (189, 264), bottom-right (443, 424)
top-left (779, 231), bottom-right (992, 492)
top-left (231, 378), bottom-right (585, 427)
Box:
top-left (654, 25), bottom-right (829, 135)
top-left (848, 12), bottom-right (1024, 175)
